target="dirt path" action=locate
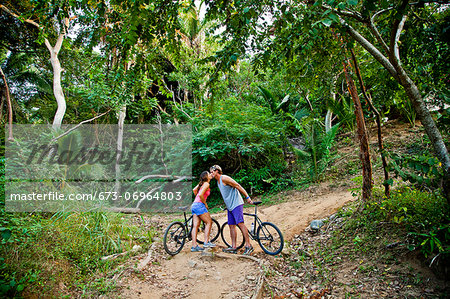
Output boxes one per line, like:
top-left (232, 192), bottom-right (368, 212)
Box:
top-left (118, 185), bottom-right (354, 298)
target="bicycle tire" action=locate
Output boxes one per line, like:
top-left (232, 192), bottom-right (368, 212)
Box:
top-left (163, 221), bottom-right (186, 255)
top-left (196, 218), bottom-right (220, 244)
top-left (220, 222), bottom-right (245, 250)
top-left (256, 222), bottom-right (284, 255)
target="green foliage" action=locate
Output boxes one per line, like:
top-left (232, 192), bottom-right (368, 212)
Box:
top-left (409, 224), bottom-right (450, 258)
top-left (388, 152), bottom-right (444, 190)
top-left (436, 93), bottom-right (450, 133)
top-left (397, 100), bottom-right (417, 128)
top-left (367, 188), bottom-right (447, 229)
top-left (192, 97), bottom-right (289, 196)
top-left (327, 95), bottom-right (355, 131)
top-left (291, 116), bottom-right (340, 182)
top-left (256, 85), bottom-right (278, 113)
top-left (0, 209), bottom-right (154, 296)
top-left (364, 187), bottom-right (449, 258)
top-left (2, 0), bottom-right (449, 294)
top-left (234, 164), bottom-right (293, 194)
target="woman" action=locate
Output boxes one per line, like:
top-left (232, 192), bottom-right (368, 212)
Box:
top-left (191, 171), bottom-right (216, 252)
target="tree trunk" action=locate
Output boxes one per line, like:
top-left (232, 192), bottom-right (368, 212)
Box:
top-left (115, 105), bottom-right (127, 195)
top-left (45, 34), bottom-right (67, 129)
top-left (350, 49), bottom-right (390, 198)
top-left (0, 91), bottom-right (4, 121)
top-left (0, 6), bottom-right (69, 130)
top-left (396, 67), bottom-right (450, 204)
top-left (0, 66), bottom-right (14, 141)
top-left (49, 51), bottom-right (66, 128)
top-left (343, 59), bottom-right (373, 201)
top-left (396, 67), bottom-right (450, 170)
top-left (325, 74), bottom-right (339, 133)
top-left (339, 16), bottom-right (450, 201)
top-left (325, 109), bottom-right (333, 133)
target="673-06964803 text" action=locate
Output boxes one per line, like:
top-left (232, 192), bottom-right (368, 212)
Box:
top-left (97, 191), bottom-right (182, 201)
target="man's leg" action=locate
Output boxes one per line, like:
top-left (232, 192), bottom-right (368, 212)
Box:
top-left (229, 224), bottom-right (237, 248)
top-left (226, 208), bottom-right (238, 249)
top-left (237, 222), bottom-right (252, 248)
top-left (230, 205), bottom-right (252, 248)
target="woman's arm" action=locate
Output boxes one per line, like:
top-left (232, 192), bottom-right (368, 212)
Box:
top-left (197, 182), bottom-right (210, 206)
top-left (193, 184), bottom-right (200, 196)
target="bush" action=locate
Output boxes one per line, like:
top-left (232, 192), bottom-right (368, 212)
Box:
top-left (291, 116), bottom-right (340, 182)
top-left (0, 210), bottom-right (154, 296)
top-left (234, 163), bottom-right (293, 194)
top-left (388, 152), bottom-right (444, 191)
top-left (365, 187), bottom-right (449, 258)
top-left (192, 97), bottom-right (289, 197)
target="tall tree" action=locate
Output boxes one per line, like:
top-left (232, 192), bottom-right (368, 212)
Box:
top-left (203, 0), bottom-right (450, 200)
top-left (320, 0), bottom-right (450, 199)
top-left (0, 65), bottom-right (13, 140)
top-left (343, 53), bottom-right (373, 200)
top-left (0, 3), bottom-right (74, 128)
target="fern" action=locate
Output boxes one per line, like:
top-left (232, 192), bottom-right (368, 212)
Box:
top-left (294, 117), bottom-right (339, 182)
top-left (327, 94), bottom-right (355, 130)
top-left (256, 85), bottom-right (277, 113)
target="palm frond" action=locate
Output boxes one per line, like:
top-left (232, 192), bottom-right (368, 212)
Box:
top-left (256, 85), bottom-right (277, 112)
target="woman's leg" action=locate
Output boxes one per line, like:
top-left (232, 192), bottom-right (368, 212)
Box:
top-left (198, 212), bottom-right (212, 243)
top-left (191, 214), bottom-right (200, 247)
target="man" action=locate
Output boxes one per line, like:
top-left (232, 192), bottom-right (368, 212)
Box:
top-left (210, 165), bottom-right (254, 254)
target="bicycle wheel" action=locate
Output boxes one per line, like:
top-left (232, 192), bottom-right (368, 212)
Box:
top-left (256, 222), bottom-right (284, 255)
top-left (196, 218), bottom-right (220, 244)
top-left (220, 222), bottom-right (245, 250)
top-left (163, 221), bottom-right (187, 255)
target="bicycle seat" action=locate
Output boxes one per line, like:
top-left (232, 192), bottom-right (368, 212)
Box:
top-left (253, 201), bottom-right (263, 205)
top-left (177, 205), bottom-right (190, 211)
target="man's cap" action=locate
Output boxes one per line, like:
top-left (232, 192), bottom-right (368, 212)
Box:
top-left (210, 165), bottom-right (222, 172)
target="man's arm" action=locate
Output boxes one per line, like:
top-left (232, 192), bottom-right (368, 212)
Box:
top-left (221, 175), bottom-right (252, 204)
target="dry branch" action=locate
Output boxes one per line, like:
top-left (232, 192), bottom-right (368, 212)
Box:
top-left (252, 273), bottom-right (265, 299)
top-left (51, 109), bottom-right (111, 141)
top-left (136, 243), bottom-right (157, 271)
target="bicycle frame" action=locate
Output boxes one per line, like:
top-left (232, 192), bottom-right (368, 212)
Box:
top-left (163, 207), bottom-right (221, 255)
top-left (243, 205), bottom-right (264, 240)
top-left (220, 202), bottom-right (284, 255)
top-left (182, 209), bottom-right (220, 242)
top-left (182, 211), bottom-right (193, 241)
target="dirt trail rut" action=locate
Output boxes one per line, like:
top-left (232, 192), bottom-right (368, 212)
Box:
top-left (119, 186), bottom-right (354, 298)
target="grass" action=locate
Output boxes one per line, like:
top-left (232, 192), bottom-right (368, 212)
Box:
top-left (0, 210), bottom-right (156, 297)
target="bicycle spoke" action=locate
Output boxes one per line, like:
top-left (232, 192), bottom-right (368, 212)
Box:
top-left (163, 222), bottom-right (186, 255)
top-left (257, 222), bottom-right (283, 255)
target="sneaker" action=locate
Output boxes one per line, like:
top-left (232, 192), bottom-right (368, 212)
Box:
top-left (222, 247), bottom-right (237, 254)
top-left (191, 245), bottom-right (204, 252)
top-left (243, 246), bottom-right (254, 255)
top-left (204, 242), bottom-right (216, 248)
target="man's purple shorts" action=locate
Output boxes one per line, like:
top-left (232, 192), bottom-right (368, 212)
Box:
top-left (227, 204), bottom-right (244, 225)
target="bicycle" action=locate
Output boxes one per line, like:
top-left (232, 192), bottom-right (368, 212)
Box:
top-left (163, 205), bottom-right (220, 255)
top-left (220, 201), bottom-right (284, 255)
